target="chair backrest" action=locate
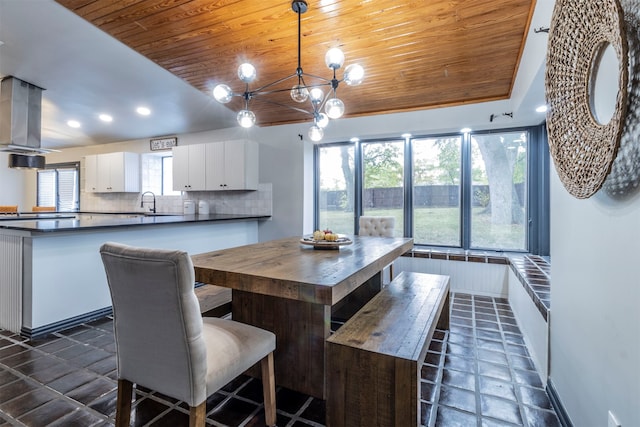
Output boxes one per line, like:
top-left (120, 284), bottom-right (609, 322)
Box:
top-left (32, 206), bottom-right (56, 212)
top-left (0, 205), bottom-right (18, 213)
top-left (358, 216), bottom-right (395, 237)
top-left (99, 242), bottom-right (207, 405)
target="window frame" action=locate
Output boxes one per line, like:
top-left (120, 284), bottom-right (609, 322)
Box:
top-left (313, 123), bottom-right (549, 255)
top-left (37, 161), bottom-right (80, 212)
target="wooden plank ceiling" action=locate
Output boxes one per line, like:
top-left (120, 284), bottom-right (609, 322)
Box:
top-left (56, 0), bottom-right (535, 127)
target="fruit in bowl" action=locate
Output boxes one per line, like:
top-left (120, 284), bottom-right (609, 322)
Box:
top-left (324, 233), bottom-right (339, 242)
top-left (312, 229), bottom-right (340, 241)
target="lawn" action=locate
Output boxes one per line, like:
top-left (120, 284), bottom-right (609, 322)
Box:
top-left (319, 207), bottom-right (525, 251)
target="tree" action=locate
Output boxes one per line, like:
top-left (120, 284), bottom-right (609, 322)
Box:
top-left (363, 143), bottom-right (402, 188)
top-left (473, 134), bottom-right (525, 225)
top-left (340, 145), bottom-right (354, 211)
top-left (434, 138), bottom-right (461, 185)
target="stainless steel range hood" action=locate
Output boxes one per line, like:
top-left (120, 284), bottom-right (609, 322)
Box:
top-left (0, 76), bottom-right (47, 169)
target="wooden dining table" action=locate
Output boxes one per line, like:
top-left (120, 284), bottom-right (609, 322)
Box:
top-left (191, 235), bottom-right (413, 399)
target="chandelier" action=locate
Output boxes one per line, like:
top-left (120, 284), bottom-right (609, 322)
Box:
top-left (212, 0), bottom-right (364, 142)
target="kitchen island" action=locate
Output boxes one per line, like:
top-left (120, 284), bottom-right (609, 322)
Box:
top-left (0, 212), bottom-right (269, 337)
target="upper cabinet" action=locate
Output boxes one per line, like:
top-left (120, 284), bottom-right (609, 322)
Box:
top-left (172, 140), bottom-right (259, 192)
top-left (84, 154), bottom-right (98, 193)
top-left (205, 140), bottom-right (259, 191)
top-left (172, 144), bottom-right (206, 191)
top-left (85, 152), bottom-right (140, 193)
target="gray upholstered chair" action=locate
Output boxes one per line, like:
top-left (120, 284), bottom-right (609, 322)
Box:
top-left (358, 216), bottom-right (395, 238)
top-left (100, 242), bottom-right (276, 427)
top-left (358, 216), bottom-right (396, 280)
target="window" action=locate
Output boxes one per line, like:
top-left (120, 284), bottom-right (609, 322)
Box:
top-left (317, 144), bottom-right (355, 234)
top-left (470, 132), bottom-right (527, 250)
top-left (314, 124), bottom-right (549, 254)
top-left (362, 140), bottom-right (404, 237)
top-left (413, 136), bottom-right (462, 246)
top-left (37, 163), bottom-right (80, 211)
top-left (140, 153), bottom-right (180, 195)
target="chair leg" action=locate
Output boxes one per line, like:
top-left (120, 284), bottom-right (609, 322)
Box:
top-left (189, 401), bottom-right (206, 427)
top-left (115, 379), bottom-right (133, 427)
top-left (261, 352), bottom-right (276, 426)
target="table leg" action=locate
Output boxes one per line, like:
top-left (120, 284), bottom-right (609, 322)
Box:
top-left (331, 271), bottom-right (382, 322)
top-left (233, 290), bottom-right (331, 399)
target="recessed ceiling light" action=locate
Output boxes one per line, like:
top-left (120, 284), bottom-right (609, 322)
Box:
top-left (67, 120), bottom-right (81, 128)
top-left (136, 106), bottom-right (151, 116)
top-left (536, 105), bottom-right (548, 113)
top-left (460, 127), bottom-right (472, 133)
top-left (401, 133), bottom-right (412, 139)
top-left (99, 114), bottom-right (113, 122)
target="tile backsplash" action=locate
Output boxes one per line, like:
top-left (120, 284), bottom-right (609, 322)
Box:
top-left (81, 183), bottom-right (272, 216)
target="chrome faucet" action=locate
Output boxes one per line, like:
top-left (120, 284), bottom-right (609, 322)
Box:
top-left (140, 191), bottom-right (156, 213)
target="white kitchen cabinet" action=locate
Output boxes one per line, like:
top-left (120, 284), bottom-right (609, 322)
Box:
top-left (85, 152), bottom-right (139, 193)
top-left (172, 144), bottom-right (206, 191)
top-left (84, 154), bottom-right (98, 193)
top-left (205, 140), bottom-right (258, 190)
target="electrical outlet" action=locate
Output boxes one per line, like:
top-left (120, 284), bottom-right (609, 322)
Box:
top-left (608, 410), bottom-right (621, 427)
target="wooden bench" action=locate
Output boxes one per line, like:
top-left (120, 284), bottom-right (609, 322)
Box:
top-left (194, 284), bottom-right (232, 317)
top-left (326, 272), bottom-right (450, 427)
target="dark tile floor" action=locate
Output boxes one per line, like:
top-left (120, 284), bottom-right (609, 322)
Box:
top-left (0, 293), bottom-right (561, 426)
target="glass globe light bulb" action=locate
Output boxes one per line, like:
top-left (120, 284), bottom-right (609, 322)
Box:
top-left (309, 87), bottom-right (324, 104)
top-left (308, 125), bottom-right (324, 142)
top-left (344, 64), bottom-right (364, 86)
top-left (213, 84), bottom-right (233, 103)
top-left (325, 48), bottom-right (345, 70)
top-left (325, 97), bottom-right (345, 119)
top-left (238, 63), bottom-right (257, 83)
top-left (315, 112), bottom-right (329, 128)
top-left (237, 109), bottom-right (256, 128)
top-left (290, 85), bottom-right (309, 103)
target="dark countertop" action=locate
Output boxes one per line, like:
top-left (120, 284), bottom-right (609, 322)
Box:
top-left (0, 212), bottom-right (270, 233)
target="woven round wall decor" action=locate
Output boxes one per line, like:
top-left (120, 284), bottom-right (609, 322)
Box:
top-left (545, 0), bottom-right (628, 199)
top-left (603, 1), bottom-right (640, 199)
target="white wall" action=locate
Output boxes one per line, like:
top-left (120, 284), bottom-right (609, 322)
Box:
top-left (548, 2), bottom-right (640, 425)
top-left (0, 152), bottom-right (36, 210)
top-left (550, 164), bottom-right (640, 426)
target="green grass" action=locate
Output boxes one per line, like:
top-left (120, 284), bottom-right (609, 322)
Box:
top-left (319, 207), bottom-right (525, 251)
